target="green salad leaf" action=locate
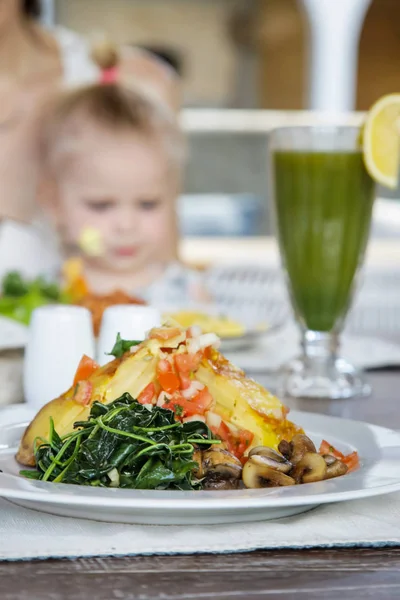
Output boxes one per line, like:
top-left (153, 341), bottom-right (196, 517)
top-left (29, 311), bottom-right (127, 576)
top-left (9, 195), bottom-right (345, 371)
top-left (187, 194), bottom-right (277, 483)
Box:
top-left (20, 394), bottom-right (219, 490)
top-left (0, 271), bottom-right (65, 325)
top-left (2, 271), bottom-right (29, 296)
top-left (107, 333), bottom-right (142, 359)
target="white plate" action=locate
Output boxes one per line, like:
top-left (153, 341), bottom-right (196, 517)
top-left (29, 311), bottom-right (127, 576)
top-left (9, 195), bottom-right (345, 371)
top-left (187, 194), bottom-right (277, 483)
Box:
top-left (160, 302), bottom-right (287, 352)
top-left (0, 317), bottom-right (28, 352)
top-left (1, 411), bottom-right (400, 525)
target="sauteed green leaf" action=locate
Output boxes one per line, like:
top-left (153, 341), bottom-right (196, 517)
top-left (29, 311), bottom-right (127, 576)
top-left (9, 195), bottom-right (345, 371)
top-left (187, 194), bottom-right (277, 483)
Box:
top-left (20, 393), bottom-right (219, 490)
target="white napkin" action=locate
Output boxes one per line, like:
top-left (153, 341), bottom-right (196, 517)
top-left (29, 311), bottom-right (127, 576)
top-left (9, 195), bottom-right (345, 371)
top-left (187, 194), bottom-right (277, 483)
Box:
top-left (225, 322), bottom-right (400, 373)
top-left (0, 491), bottom-right (400, 561)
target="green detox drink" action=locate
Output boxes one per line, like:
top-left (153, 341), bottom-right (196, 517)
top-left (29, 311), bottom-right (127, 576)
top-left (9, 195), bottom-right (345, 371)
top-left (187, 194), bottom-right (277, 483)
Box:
top-left (273, 150), bottom-right (375, 332)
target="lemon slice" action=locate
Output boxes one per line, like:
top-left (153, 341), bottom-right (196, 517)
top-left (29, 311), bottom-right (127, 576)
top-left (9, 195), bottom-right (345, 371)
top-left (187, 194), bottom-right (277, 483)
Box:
top-left (363, 93), bottom-right (400, 189)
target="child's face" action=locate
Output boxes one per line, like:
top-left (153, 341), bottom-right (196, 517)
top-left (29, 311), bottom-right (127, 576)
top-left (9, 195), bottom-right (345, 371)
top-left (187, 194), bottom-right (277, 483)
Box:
top-left (54, 129), bottom-right (177, 273)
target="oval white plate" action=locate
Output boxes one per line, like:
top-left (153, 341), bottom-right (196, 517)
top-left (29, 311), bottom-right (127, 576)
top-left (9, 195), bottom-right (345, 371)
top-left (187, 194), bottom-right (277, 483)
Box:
top-left (1, 410), bottom-right (400, 525)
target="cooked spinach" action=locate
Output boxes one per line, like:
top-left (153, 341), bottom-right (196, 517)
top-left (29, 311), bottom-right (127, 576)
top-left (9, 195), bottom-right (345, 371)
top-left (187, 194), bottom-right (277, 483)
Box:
top-left (107, 333), bottom-right (142, 359)
top-left (20, 394), bottom-right (219, 490)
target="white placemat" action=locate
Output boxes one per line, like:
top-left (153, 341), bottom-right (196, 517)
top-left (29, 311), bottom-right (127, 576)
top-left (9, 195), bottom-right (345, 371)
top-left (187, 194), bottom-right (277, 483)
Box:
top-left (1, 399), bottom-right (400, 560)
top-left (0, 491), bottom-right (400, 561)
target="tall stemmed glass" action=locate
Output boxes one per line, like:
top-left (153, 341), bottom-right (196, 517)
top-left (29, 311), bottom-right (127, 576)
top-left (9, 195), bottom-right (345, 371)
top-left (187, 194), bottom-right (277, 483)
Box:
top-left (269, 126), bottom-right (376, 399)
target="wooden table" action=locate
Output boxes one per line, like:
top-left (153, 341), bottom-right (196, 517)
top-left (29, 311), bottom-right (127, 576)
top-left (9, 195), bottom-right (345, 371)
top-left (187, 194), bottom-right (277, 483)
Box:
top-left (2, 370), bottom-right (400, 600)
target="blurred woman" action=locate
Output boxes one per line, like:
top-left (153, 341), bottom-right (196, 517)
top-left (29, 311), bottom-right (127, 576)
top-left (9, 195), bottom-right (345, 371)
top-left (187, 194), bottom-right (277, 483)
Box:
top-left (0, 0), bottom-right (180, 224)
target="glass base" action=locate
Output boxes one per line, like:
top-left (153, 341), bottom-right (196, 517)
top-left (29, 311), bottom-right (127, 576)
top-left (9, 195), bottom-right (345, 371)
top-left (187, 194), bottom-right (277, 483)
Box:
top-left (280, 356), bottom-right (371, 400)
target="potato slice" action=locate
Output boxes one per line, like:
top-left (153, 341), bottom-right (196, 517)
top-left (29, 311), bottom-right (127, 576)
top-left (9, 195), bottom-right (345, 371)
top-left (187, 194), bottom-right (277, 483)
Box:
top-left (17, 350), bottom-right (158, 467)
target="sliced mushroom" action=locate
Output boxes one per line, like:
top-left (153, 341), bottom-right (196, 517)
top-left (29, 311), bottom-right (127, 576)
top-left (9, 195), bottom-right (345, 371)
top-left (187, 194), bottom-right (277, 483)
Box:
top-left (202, 448), bottom-right (242, 480)
top-left (322, 454), bottom-right (337, 467)
top-left (289, 434), bottom-right (317, 465)
top-left (291, 452), bottom-right (327, 484)
top-left (248, 446), bottom-right (292, 474)
top-left (277, 440), bottom-right (292, 460)
top-left (322, 455), bottom-right (348, 479)
top-left (192, 449), bottom-right (204, 479)
top-left (242, 455), bottom-right (295, 488)
top-left (203, 476), bottom-right (240, 491)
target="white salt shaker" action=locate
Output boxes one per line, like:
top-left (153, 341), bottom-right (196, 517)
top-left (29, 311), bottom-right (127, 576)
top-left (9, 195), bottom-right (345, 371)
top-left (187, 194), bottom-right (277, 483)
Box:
top-left (23, 306), bottom-right (96, 410)
top-left (97, 305), bottom-right (161, 365)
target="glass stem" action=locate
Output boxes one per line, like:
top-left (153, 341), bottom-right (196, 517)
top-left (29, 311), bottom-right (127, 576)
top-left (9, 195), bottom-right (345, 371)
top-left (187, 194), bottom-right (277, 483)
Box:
top-left (301, 330), bottom-right (339, 375)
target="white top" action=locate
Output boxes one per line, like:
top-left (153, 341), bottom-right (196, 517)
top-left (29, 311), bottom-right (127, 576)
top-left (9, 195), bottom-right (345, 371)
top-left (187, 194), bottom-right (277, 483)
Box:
top-left (137, 261), bottom-right (207, 306)
top-left (52, 26), bottom-right (100, 87)
top-left (29, 27), bottom-right (100, 271)
top-left (0, 25), bottom-right (100, 227)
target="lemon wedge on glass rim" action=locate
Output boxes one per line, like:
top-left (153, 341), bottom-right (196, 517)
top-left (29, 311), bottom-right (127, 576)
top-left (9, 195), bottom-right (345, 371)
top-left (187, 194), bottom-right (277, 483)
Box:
top-left (362, 93), bottom-right (400, 189)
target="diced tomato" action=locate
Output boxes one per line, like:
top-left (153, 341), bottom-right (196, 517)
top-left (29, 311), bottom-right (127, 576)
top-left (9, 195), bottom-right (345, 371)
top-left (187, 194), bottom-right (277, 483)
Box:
top-left (320, 440), bottom-right (359, 473)
top-left (157, 359), bottom-right (171, 374)
top-left (157, 359), bottom-right (180, 394)
top-left (216, 421), bottom-right (231, 441)
top-left (158, 372), bottom-right (180, 394)
top-left (168, 389), bottom-right (212, 417)
top-left (178, 372), bottom-right (192, 390)
top-left (342, 451), bottom-right (360, 473)
top-left (182, 397), bottom-right (198, 417)
top-left (236, 429), bottom-right (254, 458)
top-left (73, 355), bottom-right (99, 385)
top-left (73, 380), bottom-right (93, 406)
top-left (192, 387), bottom-right (213, 413)
top-left (161, 388), bottom-right (208, 419)
top-left (213, 421), bottom-right (253, 459)
top-left (149, 327), bottom-right (182, 341)
top-left (319, 440), bottom-right (345, 460)
top-left (175, 352), bottom-right (202, 374)
top-left (175, 352), bottom-right (203, 390)
top-left (138, 383), bottom-right (156, 405)
top-left (162, 394), bottom-right (192, 418)
top-left (212, 421), bottom-right (233, 453)
top-left (319, 440), bottom-right (331, 455)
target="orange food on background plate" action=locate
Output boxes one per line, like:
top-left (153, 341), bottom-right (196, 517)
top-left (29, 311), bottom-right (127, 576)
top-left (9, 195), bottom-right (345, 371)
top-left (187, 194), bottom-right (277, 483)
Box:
top-left (76, 290), bottom-right (145, 336)
top-left (62, 257), bottom-right (145, 335)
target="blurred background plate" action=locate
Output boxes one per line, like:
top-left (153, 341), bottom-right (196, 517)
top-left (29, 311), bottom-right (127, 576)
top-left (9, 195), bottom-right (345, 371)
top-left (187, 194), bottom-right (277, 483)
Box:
top-left (160, 298), bottom-right (288, 352)
top-left (0, 317), bottom-right (28, 352)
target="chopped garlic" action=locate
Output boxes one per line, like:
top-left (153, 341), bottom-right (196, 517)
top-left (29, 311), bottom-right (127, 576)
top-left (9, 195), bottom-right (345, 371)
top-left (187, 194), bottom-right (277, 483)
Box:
top-left (187, 333), bottom-right (220, 354)
top-left (189, 325), bottom-right (202, 337)
top-left (157, 391), bottom-right (171, 407)
top-left (206, 411), bottom-right (222, 430)
top-left (181, 380), bottom-right (205, 399)
top-left (107, 468), bottom-right (120, 488)
top-left (183, 414), bottom-right (206, 424)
